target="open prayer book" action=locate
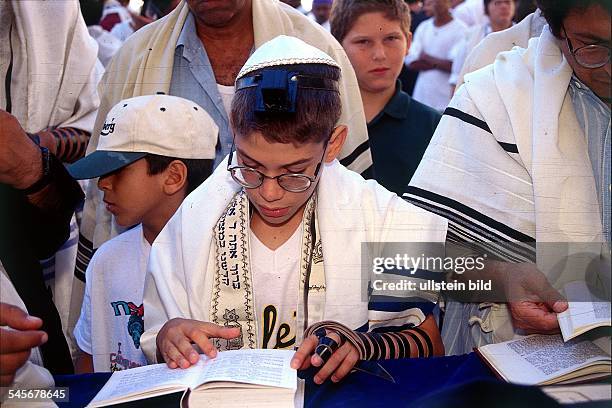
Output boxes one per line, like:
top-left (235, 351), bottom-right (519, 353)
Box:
top-left (475, 334), bottom-right (611, 385)
top-left (557, 280), bottom-right (611, 341)
top-left (88, 349), bottom-right (300, 407)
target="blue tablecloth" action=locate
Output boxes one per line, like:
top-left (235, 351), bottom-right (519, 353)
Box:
top-left (55, 353), bottom-right (496, 407)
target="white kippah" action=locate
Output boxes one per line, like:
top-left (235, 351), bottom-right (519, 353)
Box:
top-left (236, 35), bottom-right (340, 80)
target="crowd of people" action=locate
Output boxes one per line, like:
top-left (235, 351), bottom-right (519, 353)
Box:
top-left (0, 0), bottom-right (609, 405)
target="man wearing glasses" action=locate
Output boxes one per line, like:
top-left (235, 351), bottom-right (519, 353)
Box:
top-left (405, 0), bottom-right (610, 355)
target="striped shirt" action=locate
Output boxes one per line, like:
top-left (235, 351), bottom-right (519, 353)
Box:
top-left (169, 12), bottom-right (235, 167)
top-left (568, 76), bottom-right (611, 244)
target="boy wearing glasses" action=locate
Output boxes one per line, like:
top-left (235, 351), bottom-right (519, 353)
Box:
top-left (142, 36), bottom-right (448, 384)
top-left (405, 0), bottom-right (610, 355)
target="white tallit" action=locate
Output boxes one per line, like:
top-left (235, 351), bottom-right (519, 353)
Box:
top-left (406, 27), bottom-right (608, 354)
top-left (0, 0), bottom-right (100, 133)
top-left (141, 159), bottom-right (447, 362)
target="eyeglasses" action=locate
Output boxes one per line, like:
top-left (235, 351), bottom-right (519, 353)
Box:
top-left (227, 138), bottom-right (328, 193)
top-left (562, 26), bottom-right (611, 69)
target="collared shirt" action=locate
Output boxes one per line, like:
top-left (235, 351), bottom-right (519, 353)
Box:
top-left (569, 75), bottom-right (611, 243)
top-left (169, 12), bottom-right (234, 167)
top-left (366, 81), bottom-right (441, 195)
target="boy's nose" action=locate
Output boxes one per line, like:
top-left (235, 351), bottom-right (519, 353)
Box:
top-left (97, 174), bottom-right (113, 191)
top-left (258, 177), bottom-right (284, 202)
top-left (372, 43), bottom-right (386, 61)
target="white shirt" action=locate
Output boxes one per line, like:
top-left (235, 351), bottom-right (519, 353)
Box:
top-left (216, 84), bottom-right (235, 118)
top-left (88, 25), bottom-right (122, 67)
top-left (74, 225), bottom-right (150, 372)
top-left (250, 225), bottom-right (302, 350)
top-left (453, 0), bottom-right (488, 27)
top-left (405, 17), bottom-right (468, 111)
top-left (307, 13), bottom-right (331, 31)
top-left (110, 19), bottom-right (134, 42)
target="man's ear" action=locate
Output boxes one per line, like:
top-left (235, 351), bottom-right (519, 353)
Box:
top-left (162, 160), bottom-right (188, 195)
top-left (324, 125), bottom-right (348, 163)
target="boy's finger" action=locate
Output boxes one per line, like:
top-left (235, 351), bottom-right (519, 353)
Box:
top-left (200, 323), bottom-right (240, 340)
top-left (0, 303), bottom-right (43, 330)
top-left (330, 349), bottom-right (359, 383)
top-left (314, 343), bottom-right (350, 385)
top-left (291, 335), bottom-right (318, 369)
top-left (190, 329), bottom-right (217, 359)
top-left (176, 337), bottom-right (199, 365)
top-left (163, 344), bottom-right (184, 369)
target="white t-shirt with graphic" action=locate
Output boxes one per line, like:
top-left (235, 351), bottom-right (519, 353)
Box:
top-left (250, 225), bottom-right (302, 350)
top-left (74, 225), bottom-right (150, 372)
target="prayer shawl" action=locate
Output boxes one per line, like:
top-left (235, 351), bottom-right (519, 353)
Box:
top-left (0, 0), bottom-right (100, 133)
top-left (0, 0), bottom-right (100, 364)
top-left (78, 0), bottom-right (370, 263)
top-left (405, 27), bottom-right (607, 355)
top-left (140, 159), bottom-right (447, 362)
top-left (456, 10), bottom-right (546, 88)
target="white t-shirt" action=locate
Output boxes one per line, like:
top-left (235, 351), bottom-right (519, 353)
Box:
top-left (453, 0), bottom-right (488, 27)
top-left (250, 225), bottom-right (301, 350)
top-left (216, 84), bottom-right (235, 118)
top-left (110, 19), bottom-right (134, 42)
top-left (74, 225), bottom-right (150, 372)
top-left (405, 17), bottom-right (468, 111)
top-left (87, 25), bottom-right (122, 67)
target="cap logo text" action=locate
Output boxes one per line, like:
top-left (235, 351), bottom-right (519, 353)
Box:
top-left (101, 119), bottom-right (116, 136)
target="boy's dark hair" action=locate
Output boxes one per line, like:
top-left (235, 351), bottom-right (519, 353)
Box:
top-left (484, 0), bottom-right (517, 15)
top-left (330, 0), bottom-right (411, 43)
top-left (536, 0), bottom-right (611, 37)
top-left (144, 154), bottom-right (213, 195)
top-left (230, 63), bottom-right (341, 144)
top-left (79, 0), bottom-right (105, 26)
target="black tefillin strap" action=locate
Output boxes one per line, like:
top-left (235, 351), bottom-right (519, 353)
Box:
top-left (235, 69), bottom-right (338, 114)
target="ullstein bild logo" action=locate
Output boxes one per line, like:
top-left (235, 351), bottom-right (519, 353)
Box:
top-left (101, 119), bottom-right (116, 136)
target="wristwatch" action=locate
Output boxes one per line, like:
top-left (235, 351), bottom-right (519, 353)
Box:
top-left (17, 146), bottom-right (52, 195)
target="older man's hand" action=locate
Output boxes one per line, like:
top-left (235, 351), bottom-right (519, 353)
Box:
top-left (0, 110), bottom-right (43, 189)
top-left (0, 303), bottom-right (48, 386)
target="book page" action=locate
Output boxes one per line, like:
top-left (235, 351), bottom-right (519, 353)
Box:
top-left (88, 360), bottom-right (202, 406)
top-left (480, 335), bottom-right (610, 385)
top-left (194, 349), bottom-right (297, 390)
top-left (558, 281), bottom-right (611, 341)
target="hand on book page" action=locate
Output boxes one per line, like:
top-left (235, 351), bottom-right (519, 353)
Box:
top-left (156, 318), bottom-right (240, 369)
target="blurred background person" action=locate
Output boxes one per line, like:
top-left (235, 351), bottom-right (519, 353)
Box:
top-left (110, 0), bottom-right (181, 42)
top-left (405, 0), bottom-right (467, 111)
top-left (453, 0), bottom-right (488, 26)
top-left (450, 0), bottom-right (516, 90)
top-left (281, 0), bottom-right (308, 14)
top-left (80, 0), bottom-right (123, 67)
top-left (308, 0), bottom-right (333, 30)
top-left (99, 0), bottom-right (131, 31)
top-left (398, 0), bottom-right (428, 94)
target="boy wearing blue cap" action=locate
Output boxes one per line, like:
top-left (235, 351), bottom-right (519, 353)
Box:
top-left (70, 95), bottom-right (217, 372)
top-left (143, 36), bottom-right (448, 384)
